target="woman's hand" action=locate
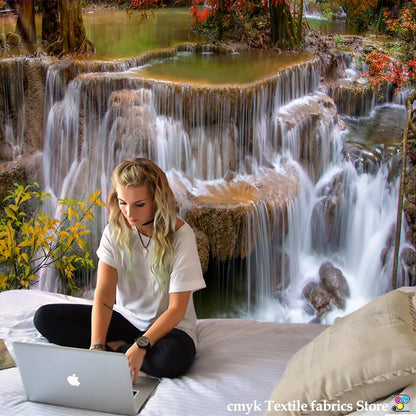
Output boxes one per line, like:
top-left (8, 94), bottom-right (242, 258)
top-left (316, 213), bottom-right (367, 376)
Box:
top-left (126, 344), bottom-right (146, 382)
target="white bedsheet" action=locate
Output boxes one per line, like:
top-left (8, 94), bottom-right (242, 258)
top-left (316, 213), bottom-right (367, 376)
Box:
top-left (0, 289), bottom-right (327, 416)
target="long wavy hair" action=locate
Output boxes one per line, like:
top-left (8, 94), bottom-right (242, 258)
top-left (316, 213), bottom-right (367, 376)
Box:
top-left (107, 158), bottom-right (178, 289)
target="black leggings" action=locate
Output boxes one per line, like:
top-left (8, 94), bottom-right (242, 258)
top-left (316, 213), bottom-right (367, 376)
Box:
top-left (33, 304), bottom-right (196, 378)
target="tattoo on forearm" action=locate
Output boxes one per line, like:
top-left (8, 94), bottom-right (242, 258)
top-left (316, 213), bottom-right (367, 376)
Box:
top-left (103, 302), bottom-right (113, 311)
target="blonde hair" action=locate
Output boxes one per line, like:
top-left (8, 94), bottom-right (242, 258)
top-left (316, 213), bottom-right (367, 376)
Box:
top-left (107, 158), bottom-right (177, 289)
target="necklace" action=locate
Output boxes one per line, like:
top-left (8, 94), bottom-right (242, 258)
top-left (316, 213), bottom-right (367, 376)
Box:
top-left (138, 231), bottom-right (152, 256)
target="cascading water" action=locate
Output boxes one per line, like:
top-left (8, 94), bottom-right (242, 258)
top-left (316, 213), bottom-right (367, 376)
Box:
top-left (249, 156), bottom-right (403, 324)
top-left (35, 50), bottom-right (407, 324)
top-left (1, 60), bottom-right (25, 160)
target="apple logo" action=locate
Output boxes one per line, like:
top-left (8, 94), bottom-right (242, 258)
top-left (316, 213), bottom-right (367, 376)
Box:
top-left (67, 373), bottom-right (80, 387)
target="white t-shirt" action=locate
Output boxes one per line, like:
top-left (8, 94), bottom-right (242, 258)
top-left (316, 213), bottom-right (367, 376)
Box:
top-left (96, 222), bottom-right (206, 345)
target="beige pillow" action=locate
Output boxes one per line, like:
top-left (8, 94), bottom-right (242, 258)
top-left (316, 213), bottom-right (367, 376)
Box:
top-left (347, 379), bottom-right (416, 415)
top-left (266, 288), bottom-right (416, 416)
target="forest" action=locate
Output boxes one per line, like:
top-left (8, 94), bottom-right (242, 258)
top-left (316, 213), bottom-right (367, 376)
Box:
top-left (3, 0), bottom-right (415, 90)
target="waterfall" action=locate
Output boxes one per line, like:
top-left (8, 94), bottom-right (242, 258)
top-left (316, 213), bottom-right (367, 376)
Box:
top-left (34, 52), bottom-right (407, 323)
top-left (243, 103), bottom-right (405, 323)
top-left (0, 59), bottom-right (25, 160)
top-left (241, 150), bottom-right (402, 325)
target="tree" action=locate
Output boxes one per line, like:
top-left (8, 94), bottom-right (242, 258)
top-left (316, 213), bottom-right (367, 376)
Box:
top-left (130, 0), bottom-right (303, 47)
top-left (45, 1), bottom-right (95, 56)
top-left (15, 0), bottom-right (36, 43)
top-left (14, 0), bottom-right (94, 56)
top-left (39, 0), bottom-right (60, 44)
top-left (270, 0), bottom-right (303, 48)
top-left (58, 0), bottom-right (94, 55)
top-left (189, 0), bottom-right (303, 47)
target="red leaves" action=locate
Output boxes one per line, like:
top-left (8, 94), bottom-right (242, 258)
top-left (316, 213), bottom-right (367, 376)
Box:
top-left (129, 0), bottom-right (160, 10)
top-left (365, 50), bottom-right (416, 91)
top-left (190, 4), bottom-right (213, 24)
top-left (189, 0), bottom-right (289, 26)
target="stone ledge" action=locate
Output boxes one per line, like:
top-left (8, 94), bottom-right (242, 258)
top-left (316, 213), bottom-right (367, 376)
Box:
top-left (181, 165), bottom-right (300, 269)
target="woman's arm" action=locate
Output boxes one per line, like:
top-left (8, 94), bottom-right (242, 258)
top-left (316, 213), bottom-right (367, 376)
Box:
top-left (90, 260), bottom-right (118, 348)
top-left (126, 290), bottom-right (191, 379)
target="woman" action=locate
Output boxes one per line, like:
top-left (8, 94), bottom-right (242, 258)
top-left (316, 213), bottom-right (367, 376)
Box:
top-left (34, 158), bottom-right (206, 379)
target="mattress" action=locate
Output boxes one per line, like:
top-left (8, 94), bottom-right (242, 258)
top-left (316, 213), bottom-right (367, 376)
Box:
top-left (0, 289), bottom-right (326, 416)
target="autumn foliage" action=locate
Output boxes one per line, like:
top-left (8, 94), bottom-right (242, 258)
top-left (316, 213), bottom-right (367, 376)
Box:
top-left (129, 0), bottom-right (298, 46)
top-left (128, 0), bottom-right (415, 52)
top-left (191, 0), bottom-right (303, 47)
top-left (190, 0), bottom-right (267, 25)
top-left (383, 0), bottom-right (416, 41)
top-left (339, 0), bottom-right (416, 33)
top-left (340, 0), bottom-right (376, 29)
top-left (362, 0), bottom-right (416, 91)
top-left (129, 0), bottom-right (160, 9)
top-left (365, 50), bottom-right (416, 91)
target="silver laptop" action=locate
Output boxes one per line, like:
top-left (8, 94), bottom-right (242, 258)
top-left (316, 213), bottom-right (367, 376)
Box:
top-left (13, 341), bottom-right (160, 415)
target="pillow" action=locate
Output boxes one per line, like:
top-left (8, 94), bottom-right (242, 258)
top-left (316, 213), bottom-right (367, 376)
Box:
top-left (266, 288), bottom-right (416, 416)
top-left (347, 379), bottom-right (416, 415)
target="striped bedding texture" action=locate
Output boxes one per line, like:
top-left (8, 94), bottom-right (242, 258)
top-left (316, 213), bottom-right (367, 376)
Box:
top-left (4, 289), bottom-right (412, 416)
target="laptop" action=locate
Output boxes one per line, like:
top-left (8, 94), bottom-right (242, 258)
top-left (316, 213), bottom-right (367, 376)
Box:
top-left (13, 341), bottom-right (160, 415)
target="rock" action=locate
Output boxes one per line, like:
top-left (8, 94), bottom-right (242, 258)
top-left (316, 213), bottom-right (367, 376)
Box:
top-left (192, 228), bottom-right (210, 274)
top-left (0, 160), bottom-right (25, 208)
top-left (400, 247), bottom-right (416, 266)
top-left (319, 261), bottom-right (349, 308)
top-left (183, 166), bottom-right (300, 261)
top-left (310, 170), bottom-right (348, 253)
top-left (0, 154), bottom-right (44, 213)
top-left (273, 92), bottom-right (338, 179)
top-left (327, 84), bottom-right (374, 117)
top-left (398, 247), bottom-right (416, 286)
top-left (106, 89), bottom-right (157, 159)
top-left (404, 200), bottom-right (416, 240)
top-left (6, 32), bottom-right (21, 47)
top-left (311, 195), bottom-right (339, 252)
top-left (342, 142), bottom-right (381, 174)
top-left (302, 281), bottom-right (332, 316)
